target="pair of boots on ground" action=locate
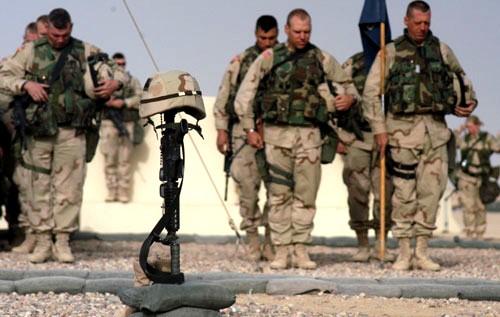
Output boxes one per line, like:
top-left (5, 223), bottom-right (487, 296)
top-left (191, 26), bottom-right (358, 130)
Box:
top-left (352, 230), bottom-right (396, 262)
top-left (393, 236), bottom-right (440, 271)
top-left (11, 231), bottom-right (75, 263)
top-left (106, 187), bottom-right (131, 203)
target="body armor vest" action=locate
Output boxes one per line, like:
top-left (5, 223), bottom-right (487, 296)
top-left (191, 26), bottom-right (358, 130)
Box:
top-left (386, 31), bottom-right (457, 115)
top-left (224, 45), bottom-right (261, 121)
top-left (26, 37), bottom-right (94, 136)
top-left (260, 43), bottom-right (327, 126)
top-left (460, 132), bottom-right (493, 176)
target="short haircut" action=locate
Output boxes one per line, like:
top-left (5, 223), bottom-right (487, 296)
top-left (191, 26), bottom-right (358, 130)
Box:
top-left (48, 8), bottom-right (72, 29)
top-left (286, 8), bottom-right (310, 26)
top-left (36, 14), bottom-right (49, 24)
top-left (406, 1), bottom-right (431, 17)
top-left (112, 52), bottom-right (125, 59)
top-left (255, 15), bottom-right (278, 32)
top-left (25, 22), bottom-right (38, 35)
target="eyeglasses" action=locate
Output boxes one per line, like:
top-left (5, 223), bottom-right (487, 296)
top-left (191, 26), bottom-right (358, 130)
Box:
top-left (116, 62), bottom-right (126, 66)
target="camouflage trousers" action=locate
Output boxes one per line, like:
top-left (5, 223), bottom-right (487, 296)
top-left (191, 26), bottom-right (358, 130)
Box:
top-left (265, 127), bottom-right (321, 245)
top-left (13, 164), bottom-right (31, 231)
top-left (390, 134), bottom-right (448, 238)
top-left (457, 171), bottom-right (486, 235)
top-left (230, 131), bottom-right (269, 232)
top-left (342, 146), bottom-right (393, 232)
top-left (99, 120), bottom-right (134, 196)
top-left (15, 128), bottom-right (86, 233)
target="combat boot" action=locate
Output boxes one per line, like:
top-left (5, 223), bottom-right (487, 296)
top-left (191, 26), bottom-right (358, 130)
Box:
top-left (118, 188), bottom-right (130, 203)
top-left (52, 233), bottom-right (75, 263)
top-left (11, 231), bottom-right (36, 254)
top-left (392, 238), bottom-right (412, 270)
top-left (28, 232), bottom-right (53, 263)
top-left (292, 244), bottom-right (317, 270)
top-left (105, 190), bottom-right (118, 202)
top-left (270, 245), bottom-right (290, 270)
top-left (371, 230), bottom-right (396, 262)
top-left (414, 236), bottom-right (440, 271)
top-left (246, 230), bottom-right (261, 261)
top-left (351, 230), bottom-right (370, 262)
top-left (261, 226), bottom-right (275, 261)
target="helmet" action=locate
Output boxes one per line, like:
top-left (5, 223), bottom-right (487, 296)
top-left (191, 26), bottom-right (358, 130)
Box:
top-left (140, 70), bottom-right (206, 120)
top-left (452, 72), bottom-right (475, 108)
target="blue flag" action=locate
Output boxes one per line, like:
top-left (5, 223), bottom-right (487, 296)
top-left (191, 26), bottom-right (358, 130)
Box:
top-left (359, 0), bottom-right (392, 73)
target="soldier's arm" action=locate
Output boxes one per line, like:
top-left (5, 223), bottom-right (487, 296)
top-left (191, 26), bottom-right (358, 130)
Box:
top-left (234, 49), bottom-right (273, 131)
top-left (0, 43), bottom-right (35, 95)
top-left (488, 132), bottom-right (500, 153)
top-left (322, 51), bottom-right (360, 112)
top-left (213, 56), bottom-right (241, 131)
top-left (123, 76), bottom-right (142, 110)
top-left (361, 46), bottom-right (395, 135)
top-left (441, 42), bottom-right (478, 115)
top-left (83, 43), bottom-right (123, 100)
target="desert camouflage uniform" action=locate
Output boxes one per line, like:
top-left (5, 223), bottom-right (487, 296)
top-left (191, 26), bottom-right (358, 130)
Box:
top-left (100, 71), bottom-right (142, 202)
top-left (235, 43), bottom-right (359, 247)
top-left (340, 52), bottom-right (392, 236)
top-left (0, 38), bottom-right (123, 237)
top-left (363, 30), bottom-right (477, 239)
top-left (214, 45), bottom-right (269, 233)
top-left (455, 130), bottom-right (500, 237)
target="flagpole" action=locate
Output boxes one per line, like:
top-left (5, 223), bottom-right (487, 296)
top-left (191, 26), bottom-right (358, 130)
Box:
top-left (379, 22), bottom-right (386, 261)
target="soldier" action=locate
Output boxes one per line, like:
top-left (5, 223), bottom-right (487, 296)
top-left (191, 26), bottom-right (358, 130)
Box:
top-left (339, 52), bottom-right (394, 262)
top-left (235, 8), bottom-right (359, 270)
top-left (100, 52), bottom-right (142, 203)
top-left (363, 1), bottom-right (477, 271)
top-left (213, 15), bottom-right (278, 261)
top-left (0, 8), bottom-right (123, 263)
top-left (23, 22), bottom-right (39, 43)
top-left (455, 116), bottom-right (500, 239)
top-left (36, 15), bottom-right (49, 37)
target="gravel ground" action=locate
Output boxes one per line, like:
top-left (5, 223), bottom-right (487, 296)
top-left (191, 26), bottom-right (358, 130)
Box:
top-left (1, 240), bottom-right (499, 316)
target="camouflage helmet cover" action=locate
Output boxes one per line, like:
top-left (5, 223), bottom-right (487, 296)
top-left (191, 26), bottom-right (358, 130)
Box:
top-left (140, 70), bottom-right (206, 120)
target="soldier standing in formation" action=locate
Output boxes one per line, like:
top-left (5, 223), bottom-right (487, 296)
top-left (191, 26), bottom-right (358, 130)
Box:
top-left (339, 52), bottom-right (394, 262)
top-left (235, 8), bottom-right (359, 270)
top-left (214, 15), bottom-right (278, 261)
top-left (100, 52), bottom-right (143, 203)
top-left (455, 115), bottom-right (499, 239)
top-left (363, 0), bottom-right (477, 271)
top-left (0, 8), bottom-right (123, 263)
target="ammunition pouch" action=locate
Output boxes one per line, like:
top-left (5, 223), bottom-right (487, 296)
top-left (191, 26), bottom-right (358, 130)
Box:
top-left (479, 173), bottom-right (500, 205)
top-left (320, 124), bottom-right (338, 164)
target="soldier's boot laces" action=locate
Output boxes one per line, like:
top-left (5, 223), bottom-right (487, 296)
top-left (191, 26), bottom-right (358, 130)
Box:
top-left (246, 230), bottom-right (262, 261)
top-left (392, 238), bottom-right (412, 270)
top-left (11, 231), bottom-right (36, 254)
top-left (371, 230), bottom-right (396, 262)
top-left (52, 233), bottom-right (75, 263)
top-left (261, 226), bottom-right (275, 261)
top-left (414, 236), bottom-right (440, 271)
top-left (270, 245), bottom-right (290, 270)
top-left (352, 230), bottom-right (370, 262)
top-left (28, 232), bottom-right (53, 263)
top-left (118, 188), bottom-right (130, 203)
top-left (292, 244), bottom-right (317, 270)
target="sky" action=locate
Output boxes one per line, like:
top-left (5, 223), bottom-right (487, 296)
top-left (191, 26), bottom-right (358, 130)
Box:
top-left (1, 0), bottom-right (499, 133)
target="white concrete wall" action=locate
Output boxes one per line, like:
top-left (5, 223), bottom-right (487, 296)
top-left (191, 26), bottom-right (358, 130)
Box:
top-left (1, 96), bottom-right (461, 237)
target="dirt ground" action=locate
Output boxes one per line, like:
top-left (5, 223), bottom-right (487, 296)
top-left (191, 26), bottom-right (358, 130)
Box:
top-left (225, 293), bottom-right (500, 317)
